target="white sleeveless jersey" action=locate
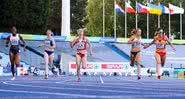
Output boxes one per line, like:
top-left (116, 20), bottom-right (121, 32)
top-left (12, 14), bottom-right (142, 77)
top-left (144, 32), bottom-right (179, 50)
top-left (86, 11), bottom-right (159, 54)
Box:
top-left (10, 34), bottom-right (20, 46)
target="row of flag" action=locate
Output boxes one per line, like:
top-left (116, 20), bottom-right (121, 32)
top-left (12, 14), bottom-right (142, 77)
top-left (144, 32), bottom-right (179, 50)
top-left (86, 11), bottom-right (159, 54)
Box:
top-left (115, 1), bottom-right (184, 15)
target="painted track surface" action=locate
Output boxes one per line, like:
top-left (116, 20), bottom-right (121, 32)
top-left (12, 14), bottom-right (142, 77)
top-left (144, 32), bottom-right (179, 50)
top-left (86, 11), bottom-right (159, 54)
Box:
top-left (0, 76), bottom-right (185, 99)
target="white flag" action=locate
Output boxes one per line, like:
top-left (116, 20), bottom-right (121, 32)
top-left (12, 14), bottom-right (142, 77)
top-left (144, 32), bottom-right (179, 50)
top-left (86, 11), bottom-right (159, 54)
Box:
top-left (169, 4), bottom-right (184, 14)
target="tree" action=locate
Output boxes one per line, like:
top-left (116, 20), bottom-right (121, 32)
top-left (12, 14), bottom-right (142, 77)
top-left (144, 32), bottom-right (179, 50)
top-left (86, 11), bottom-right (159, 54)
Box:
top-left (71, 0), bottom-right (88, 34)
top-left (47, 0), bottom-right (61, 35)
top-left (0, 0), bottom-right (50, 34)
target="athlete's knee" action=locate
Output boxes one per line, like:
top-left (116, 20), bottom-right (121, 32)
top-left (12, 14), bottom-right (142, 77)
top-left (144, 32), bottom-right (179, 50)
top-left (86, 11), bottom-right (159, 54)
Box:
top-left (157, 63), bottom-right (161, 66)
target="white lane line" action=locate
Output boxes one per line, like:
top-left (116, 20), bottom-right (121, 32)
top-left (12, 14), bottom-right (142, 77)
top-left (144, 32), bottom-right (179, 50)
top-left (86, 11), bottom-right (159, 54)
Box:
top-left (55, 80), bottom-right (185, 90)
top-left (100, 76), bottom-right (104, 84)
top-left (54, 82), bottom-right (185, 92)
top-left (0, 89), bottom-right (185, 99)
top-left (2, 82), bottom-right (152, 94)
top-left (0, 89), bottom-right (124, 99)
top-left (2, 81), bottom-right (185, 95)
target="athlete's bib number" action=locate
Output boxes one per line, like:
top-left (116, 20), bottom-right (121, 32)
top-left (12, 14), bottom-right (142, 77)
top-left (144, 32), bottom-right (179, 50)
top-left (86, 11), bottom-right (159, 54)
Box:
top-left (45, 40), bottom-right (51, 46)
top-left (77, 42), bottom-right (85, 50)
top-left (11, 39), bottom-right (19, 45)
top-left (156, 43), bottom-right (165, 48)
top-left (133, 42), bottom-right (141, 48)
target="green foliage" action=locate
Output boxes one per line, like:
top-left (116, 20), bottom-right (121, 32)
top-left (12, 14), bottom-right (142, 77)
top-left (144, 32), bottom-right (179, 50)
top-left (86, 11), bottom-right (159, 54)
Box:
top-left (71, 0), bottom-right (87, 34)
top-left (47, 0), bottom-right (61, 35)
top-left (0, 0), bottom-right (50, 34)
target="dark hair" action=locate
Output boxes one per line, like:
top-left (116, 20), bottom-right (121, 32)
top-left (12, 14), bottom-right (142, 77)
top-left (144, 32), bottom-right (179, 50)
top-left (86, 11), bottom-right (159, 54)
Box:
top-left (157, 28), bottom-right (164, 33)
top-left (131, 28), bottom-right (136, 35)
top-left (155, 28), bottom-right (164, 36)
top-left (131, 28), bottom-right (141, 35)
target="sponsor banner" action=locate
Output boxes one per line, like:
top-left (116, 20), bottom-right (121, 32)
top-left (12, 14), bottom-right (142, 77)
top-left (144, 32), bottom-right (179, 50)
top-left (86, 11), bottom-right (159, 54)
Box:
top-left (21, 34), bottom-right (35, 40)
top-left (116, 38), bottom-right (128, 43)
top-left (174, 68), bottom-right (185, 72)
top-left (87, 37), bottom-right (101, 42)
top-left (54, 36), bottom-right (66, 41)
top-left (141, 39), bottom-right (153, 43)
top-left (69, 62), bottom-right (130, 73)
top-left (33, 35), bottom-right (47, 40)
top-left (17, 67), bottom-right (28, 76)
top-left (1, 32), bottom-right (185, 44)
top-left (65, 36), bottom-right (75, 41)
top-left (99, 37), bottom-right (116, 42)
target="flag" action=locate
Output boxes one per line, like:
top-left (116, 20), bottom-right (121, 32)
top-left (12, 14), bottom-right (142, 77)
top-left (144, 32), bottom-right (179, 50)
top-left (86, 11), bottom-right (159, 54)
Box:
top-left (147, 3), bottom-right (162, 15)
top-left (137, 3), bottom-right (150, 14)
top-left (169, 4), bottom-right (184, 14)
top-left (125, 2), bottom-right (136, 14)
top-left (115, 1), bottom-right (125, 14)
top-left (160, 4), bottom-right (170, 14)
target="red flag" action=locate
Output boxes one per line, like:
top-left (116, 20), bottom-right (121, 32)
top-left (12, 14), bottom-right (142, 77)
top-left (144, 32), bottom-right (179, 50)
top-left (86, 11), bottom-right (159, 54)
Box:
top-left (125, 2), bottom-right (136, 14)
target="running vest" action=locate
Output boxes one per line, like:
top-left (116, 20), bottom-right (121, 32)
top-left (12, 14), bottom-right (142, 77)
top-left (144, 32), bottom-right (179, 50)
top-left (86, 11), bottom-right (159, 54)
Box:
top-left (155, 35), bottom-right (167, 50)
top-left (10, 34), bottom-right (20, 46)
top-left (132, 37), bottom-right (141, 48)
top-left (44, 38), bottom-right (55, 52)
top-left (76, 37), bottom-right (87, 50)
top-left (44, 39), bottom-right (53, 47)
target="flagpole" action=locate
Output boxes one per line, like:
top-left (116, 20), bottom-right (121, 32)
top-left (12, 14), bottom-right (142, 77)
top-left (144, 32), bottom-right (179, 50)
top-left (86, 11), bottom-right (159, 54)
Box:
top-left (114, 0), bottom-right (117, 40)
top-left (158, 1), bottom-right (160, 28)
top-left (147, 0), bottom-right (149, 39)
top-left (103, 0), bottom-right (105, 38)
top-left (180, 2), bottom-right (182, 40)
top-left (169, 4), bottom-right (171, 38)
top-left (125, 0), bottom-right (127, 39)
top-left (136, 0), bottom-right (138, 29)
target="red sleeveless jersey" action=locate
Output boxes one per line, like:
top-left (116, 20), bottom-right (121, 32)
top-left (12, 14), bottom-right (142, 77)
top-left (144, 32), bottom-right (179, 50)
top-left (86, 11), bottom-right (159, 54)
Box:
top-left (155, 35), bottom-right (167, 51)
top-left (76, 37), bottom-right (87, 51)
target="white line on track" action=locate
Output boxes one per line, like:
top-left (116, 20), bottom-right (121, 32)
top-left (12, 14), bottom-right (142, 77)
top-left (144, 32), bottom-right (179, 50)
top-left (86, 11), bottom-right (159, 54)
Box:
top-left (99, 76), bottom-right (104, 84)
top-left (54, 81), bottom-right (185, 92)
top-left (0, 89), bottom-right (185, 99)
top-left (2, 81), bottom-right (185, 95)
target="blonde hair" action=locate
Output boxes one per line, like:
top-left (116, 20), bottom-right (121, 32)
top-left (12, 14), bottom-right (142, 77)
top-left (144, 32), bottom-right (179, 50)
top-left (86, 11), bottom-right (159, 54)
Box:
top-left (77, 29), bottom-right (84, 35)
top-left (47, 29), bottom-right (52, 33)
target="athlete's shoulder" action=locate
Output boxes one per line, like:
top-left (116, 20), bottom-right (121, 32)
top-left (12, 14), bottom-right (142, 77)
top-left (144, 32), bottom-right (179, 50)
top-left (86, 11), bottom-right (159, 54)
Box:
top-left (7, 35), bottom-right (11, 38)
top-left (163, 35), bottom-right (168, 40)
top-left (18, 34), bottom-right (23, 39)
top-left (129, 35), bottom-right (135, 40)
top-left (50, 37), bottom-right (55, 41)
top-left (83, 36), bottom-right (88, 40)
top-left (154, 36), bottom-right (158, 40)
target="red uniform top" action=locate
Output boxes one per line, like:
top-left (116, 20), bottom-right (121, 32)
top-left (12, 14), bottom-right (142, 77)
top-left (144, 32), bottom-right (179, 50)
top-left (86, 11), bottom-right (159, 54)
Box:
top-left (154, 35), bottom-right (167, 52)
top-left (76, 36), bottom-right (87, 51)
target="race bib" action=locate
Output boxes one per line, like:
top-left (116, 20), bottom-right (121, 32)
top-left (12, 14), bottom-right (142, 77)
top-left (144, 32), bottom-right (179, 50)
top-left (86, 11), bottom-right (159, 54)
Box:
top-left (77, 41), bottom-right (85, 49)
top-left (11, 39), bottom-right (19, 45)
top-left (45, 40), bottom-right (51, 46)
top-left (133, 42), bottom-right (141, 48)
top-left (156, 43), bottom-right (165, 48)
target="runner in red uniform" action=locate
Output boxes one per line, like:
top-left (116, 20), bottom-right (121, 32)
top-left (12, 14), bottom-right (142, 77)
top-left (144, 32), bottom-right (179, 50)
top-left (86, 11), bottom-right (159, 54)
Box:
top-left (70, 29), bottom-right (92, 82)
top-left (144, 28), bottom-right (176, 79)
